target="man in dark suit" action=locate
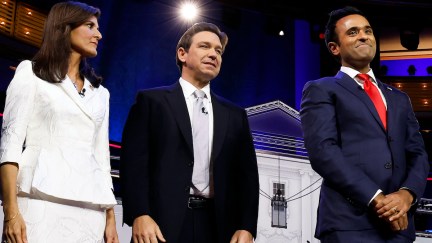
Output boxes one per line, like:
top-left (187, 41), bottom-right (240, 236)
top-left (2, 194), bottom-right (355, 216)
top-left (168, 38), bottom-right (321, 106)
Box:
top-left (300, 6), bottom-right (429, 243)
top-left (120, 22), bottom-right (259, 243)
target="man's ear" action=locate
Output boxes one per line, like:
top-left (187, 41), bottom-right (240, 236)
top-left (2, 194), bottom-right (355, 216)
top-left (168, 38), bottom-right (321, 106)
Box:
top-left (328, 42), bottom-right (340, 56)
top-left (177, 47), bottom-right (187, 62)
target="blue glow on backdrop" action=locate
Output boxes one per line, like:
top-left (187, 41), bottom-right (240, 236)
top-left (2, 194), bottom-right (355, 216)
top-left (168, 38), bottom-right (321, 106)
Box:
top-left (380, 58), bottom-right (432, 76)
top-left (0, 0), bottom-right (321, 143)
top-left (89, 1), bottom-right (320, 142)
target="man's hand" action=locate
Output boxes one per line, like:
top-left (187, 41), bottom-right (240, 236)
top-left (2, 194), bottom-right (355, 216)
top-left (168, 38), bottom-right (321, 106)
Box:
top-left (389, 213), bottom-right (408, 231)
top-left (374, 190), bottom-right (413, 222)
top-left (132, 215), bottom-right (166, 243)
top-left (371, 192), bottom-right (386, 208)
top-left (230, 230), bottom-right (254, 243)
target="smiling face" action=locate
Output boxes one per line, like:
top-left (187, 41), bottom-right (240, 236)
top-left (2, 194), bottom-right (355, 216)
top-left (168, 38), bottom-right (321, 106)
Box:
top-left (70, 16), bottom-right (102, 58)
top-left (177, 31), bottom-right (223, 88)
top-left (327, 14), bottom-right (376, 73)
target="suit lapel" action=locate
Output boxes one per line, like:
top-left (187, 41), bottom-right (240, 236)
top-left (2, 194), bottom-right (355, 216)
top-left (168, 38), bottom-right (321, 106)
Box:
top-left (58, 79), bottom-right (93, 120)
top-left (381, 83), bottom-right (395, 131)
top-left (165, 83), bottom-right (194, 154)
top-left (164, 83), bottom-right (230, 160)
top-left (211, 93), bottom-right (229, 162)
top-left (335, 71), bottom-right (386, 132)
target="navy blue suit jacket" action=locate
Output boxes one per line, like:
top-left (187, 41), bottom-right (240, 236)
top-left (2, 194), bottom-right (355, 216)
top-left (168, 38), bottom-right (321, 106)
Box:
top-left (120, 82), bottom-right (259, 243)
top-left (300, 71), bottom-right (429, 240)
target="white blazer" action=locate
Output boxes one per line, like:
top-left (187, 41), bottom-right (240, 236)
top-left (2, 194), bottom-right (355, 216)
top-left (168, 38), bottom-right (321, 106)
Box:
top-left (0, 60), bottom-right (117, 208)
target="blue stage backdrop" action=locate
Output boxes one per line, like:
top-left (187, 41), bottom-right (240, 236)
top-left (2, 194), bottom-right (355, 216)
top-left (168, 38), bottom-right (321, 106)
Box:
top-left (87, 1), bottom-right (322, 142)
top-left (0, 0), bottom-right (321, 143)
top-left (380, 58), bottom-right (432, 76)
top-left (2, 1), bottom-right (429, 143)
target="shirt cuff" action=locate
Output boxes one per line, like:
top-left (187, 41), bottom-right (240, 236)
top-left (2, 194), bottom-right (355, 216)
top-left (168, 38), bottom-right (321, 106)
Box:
top-left (368, 189), bottom-right (383, 206)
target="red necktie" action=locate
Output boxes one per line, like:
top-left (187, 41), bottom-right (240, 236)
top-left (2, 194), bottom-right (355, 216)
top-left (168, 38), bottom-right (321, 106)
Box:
top-left (357, 74), bottom-right (387, 130)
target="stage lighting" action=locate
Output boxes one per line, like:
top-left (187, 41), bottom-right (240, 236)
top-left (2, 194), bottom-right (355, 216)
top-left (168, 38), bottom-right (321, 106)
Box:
top-left (310, 23), bottom-right (325, 43)
top-left (264, 15), bottom-right (286, 37)
top-left (179, 2), bottom-right (198, 21)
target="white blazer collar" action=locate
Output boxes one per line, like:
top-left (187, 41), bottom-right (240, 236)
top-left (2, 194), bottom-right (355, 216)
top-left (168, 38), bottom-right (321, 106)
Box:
top-left (59, 76), bottom-right (93, 120)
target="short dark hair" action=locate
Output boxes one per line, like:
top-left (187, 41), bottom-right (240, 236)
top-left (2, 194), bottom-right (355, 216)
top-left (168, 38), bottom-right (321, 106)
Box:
top-left (324, 6), bottom-right (366, 47)
top-left (32, 1), bottom-right (103, 87)
top-left (176, 22), bottom-right (228, 72)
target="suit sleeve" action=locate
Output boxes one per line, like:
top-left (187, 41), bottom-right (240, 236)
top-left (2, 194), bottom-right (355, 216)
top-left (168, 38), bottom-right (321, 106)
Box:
top-left (94, 88), bottom-right (114, 194)
top-left (237, 109), bottom-right (259, 237)
top-left (300, 81), bottom-right (381, 206)
top-left (120, 92), bottom-right (151, 225)
top-left (0, 60), bottom-right (37, 164)
top-left (400, 94), bottom-right (429, 201)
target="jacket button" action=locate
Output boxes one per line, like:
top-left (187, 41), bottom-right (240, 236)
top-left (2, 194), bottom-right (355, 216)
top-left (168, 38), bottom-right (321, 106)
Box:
top-left (384, 162), bottom-right (392, 169)
top-left (188, 161), bottom-right (194, 167)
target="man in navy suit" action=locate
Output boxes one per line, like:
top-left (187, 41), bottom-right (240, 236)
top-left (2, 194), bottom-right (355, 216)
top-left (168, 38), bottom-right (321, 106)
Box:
top-left (300, 6), bottom-right (429, 243)
top-left (120, 22), bottom-right (259, 243)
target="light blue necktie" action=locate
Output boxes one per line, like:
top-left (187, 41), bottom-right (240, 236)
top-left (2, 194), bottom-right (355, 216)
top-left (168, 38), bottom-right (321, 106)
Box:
top-left (192, 90), bottom-right (209, 193)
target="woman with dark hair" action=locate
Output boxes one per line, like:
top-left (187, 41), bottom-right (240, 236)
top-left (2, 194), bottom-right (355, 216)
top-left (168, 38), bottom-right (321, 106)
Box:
top-left (0, 1), bottom-right (119, 242)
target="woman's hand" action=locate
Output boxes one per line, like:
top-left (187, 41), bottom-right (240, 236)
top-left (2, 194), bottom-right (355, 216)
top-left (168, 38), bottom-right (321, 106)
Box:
top-left (104, 208), bottom-right (119, 243)
top-left (1, 163), bottom-right (27, 243)
top-left (3, 211), bottom-right (27, 243)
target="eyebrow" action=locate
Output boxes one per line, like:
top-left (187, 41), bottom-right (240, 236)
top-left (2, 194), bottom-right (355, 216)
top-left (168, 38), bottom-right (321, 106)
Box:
top-left (197, 41), bottom-right (222, 49)
top-left (85, 20), bottom-right (99, 28)
top-left (346, 25), bottom-right (372, 32)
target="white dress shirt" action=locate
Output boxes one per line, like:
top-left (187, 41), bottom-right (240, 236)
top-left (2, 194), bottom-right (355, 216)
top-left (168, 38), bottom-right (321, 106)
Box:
top-left (179, 78), bottom-right (214, 196)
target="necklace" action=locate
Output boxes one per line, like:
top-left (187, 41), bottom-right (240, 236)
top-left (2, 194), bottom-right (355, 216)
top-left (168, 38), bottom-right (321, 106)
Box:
top-left (71, 79), bottom-right (86, 98)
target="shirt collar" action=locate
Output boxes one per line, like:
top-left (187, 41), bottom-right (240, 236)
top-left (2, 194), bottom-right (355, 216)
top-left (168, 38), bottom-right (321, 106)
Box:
top-left (179, 77), bottom-right (211, 101)
top-left (340, 66), bottom-right (377, 84)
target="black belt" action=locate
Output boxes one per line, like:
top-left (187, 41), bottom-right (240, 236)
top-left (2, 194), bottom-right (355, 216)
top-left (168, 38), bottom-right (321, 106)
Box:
top-left (188, 195), bottom-right (213, 209)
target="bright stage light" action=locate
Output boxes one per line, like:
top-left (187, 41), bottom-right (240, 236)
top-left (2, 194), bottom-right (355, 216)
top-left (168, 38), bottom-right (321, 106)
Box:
top-left (180, 2), bottom-right (198, 21)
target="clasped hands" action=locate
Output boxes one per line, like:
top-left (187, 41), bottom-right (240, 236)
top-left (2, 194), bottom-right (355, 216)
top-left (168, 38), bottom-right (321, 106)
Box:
top-left (372, 190), bottom-right (413, 232)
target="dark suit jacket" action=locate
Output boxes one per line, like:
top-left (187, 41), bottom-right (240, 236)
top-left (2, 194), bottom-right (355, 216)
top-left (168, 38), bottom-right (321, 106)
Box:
top-left (120, 82), bottom-right (259, 243)
top-left (300, 71), bottom-right (429, 240)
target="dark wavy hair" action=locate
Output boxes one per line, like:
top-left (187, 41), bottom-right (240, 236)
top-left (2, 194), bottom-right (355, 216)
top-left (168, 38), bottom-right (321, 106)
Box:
top-left (324, 6), bottom-right (365, 48)
top-left (32, 1), bottom-right (103, 87)
top-left (176, 22), bottom-right (228, 72)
